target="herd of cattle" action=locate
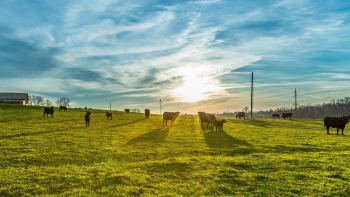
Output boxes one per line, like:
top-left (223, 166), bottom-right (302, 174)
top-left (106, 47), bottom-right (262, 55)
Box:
top-left (231, 112), bottom-right (293, 120)
top-left (42, 107), bottom-right (350, 135)
top-left (198, 112), bottom-right (227, 132)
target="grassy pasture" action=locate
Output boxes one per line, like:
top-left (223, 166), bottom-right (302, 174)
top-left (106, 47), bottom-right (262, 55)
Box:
top-left (1, 104), bottom-right (350, 196)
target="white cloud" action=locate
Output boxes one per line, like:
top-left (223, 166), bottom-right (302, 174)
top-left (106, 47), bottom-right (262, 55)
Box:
top-left (60, 10), bottom-right (178, 62)
top-left (330, 74), bottom-right (350, 79)
top-left (0, 78), bottom-right (65, 94)
top-left (2, 0), bottom-right (350, 112)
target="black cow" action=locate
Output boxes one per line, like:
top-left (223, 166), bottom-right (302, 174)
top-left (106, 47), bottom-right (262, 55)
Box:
top-left (85, 111), bottom-right (91, 127)
top-left (59, 106), bottom-right (68, 111)
top-left (212, 119), bottom-right (226, 132)
top-left (145, 109), bottom-right (150, 119)
top-left (198, 112), bottom-right (216, 128)
top-left (106, 112), bottom-right (112, 120)
top-left (163, 111), bottom-right (180, 126)
top-left (324, 115), bottom-right (350, 135)
top-left (43, 106), bottom-right (54, 117)
top-left (282, 113), bottom-right (292, 120)
top-left (236, 112), bottom-right (245, 119)
top-left (272, 113), bottom-right (280, 119)
top-left (124, 109), bottom-right (130, 113)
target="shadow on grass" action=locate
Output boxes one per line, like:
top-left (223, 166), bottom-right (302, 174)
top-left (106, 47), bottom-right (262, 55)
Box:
top-left (112, 119), bottom-right (146, 127)
top-left (270, 144), bottom-right (325, 153)
top-left (243, 119), bottom-right (271, 128)
top-left (0, 116), bottom-right (43, 122)
top-left (124, 127), bottom-right (170, 146)
top-left (0, 129), bottom-right (63, 140)
top-left (144, 159), bottom-right (192, 175)
top-left (202, 129), bottom-right (251, 149)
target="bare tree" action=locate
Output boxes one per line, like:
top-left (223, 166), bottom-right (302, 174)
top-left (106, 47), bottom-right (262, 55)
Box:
top-left (28, 95), bottom-right (33, 106)
top-left (29, 95), bottom-right (44, 106)
top-left (45, 99), bottom-right (52, 107)
top-left (243, 106), bottom-right (249, 114)
top-left (55, 99), bottom-right (63, 106)
top-left (56, 97), bottom-right (71, 107)
top-left (253, 96), bottom-right (350, 118)
top-left (34, 96), bottom-right (44, 106)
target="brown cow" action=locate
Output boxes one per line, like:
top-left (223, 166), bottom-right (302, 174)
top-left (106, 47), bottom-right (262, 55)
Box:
top-left (212, 119), bottom-right (226, 132)
top-left (198, 112), bottom-right (216, 128)
top-left (198, 111), bottom-right (205, 123)
top-left (124, 109), bottom-right (130, 113)
top-left (106, 112), bottom-right (112, 120)
top-left (272, 113), bottom-right (280, 119)
top-left (324, 115), bottom-right (350, 135)
top-left (282, 113), bottom-right (292, 120)
top-left (85, 111), bottom-right (91, 127)
top-left (145, 109), bottom-right (150, 118)
top-left (163, 111), bottom-right (180, 126)
top-left (236, 112), bottom-right (245, 119)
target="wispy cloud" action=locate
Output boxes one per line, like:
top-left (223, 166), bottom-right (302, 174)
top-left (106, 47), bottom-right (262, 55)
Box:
top-left (0, 0), bottom-right (350, 113)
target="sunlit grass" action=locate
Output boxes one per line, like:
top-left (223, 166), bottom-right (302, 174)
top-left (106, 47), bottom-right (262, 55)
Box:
top-left (1, 104), bottom-right (350, 196)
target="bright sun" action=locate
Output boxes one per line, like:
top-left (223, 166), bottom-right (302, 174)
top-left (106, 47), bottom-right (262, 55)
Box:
top-left (173, 78), bottom-right (219, 102)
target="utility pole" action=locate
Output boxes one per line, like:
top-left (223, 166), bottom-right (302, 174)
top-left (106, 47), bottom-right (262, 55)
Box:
top-left (294, 88), bottom-right (297, 111)
top-left (108, 103), bottom-right (112, 111)
top-left (251, 72), bottom-right (253, 118)
top-left (159, 98), bottom-right (163, 115)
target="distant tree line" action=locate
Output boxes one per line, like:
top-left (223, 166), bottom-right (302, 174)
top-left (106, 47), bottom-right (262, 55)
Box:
top-left (131, 109), bottom-right (141, 113)
top-left (220, 97), bottom-right (350, 119)
top-left (29, 95), bottom-right (71, 107)
top-left (253, 97), bottom-right (350, 119)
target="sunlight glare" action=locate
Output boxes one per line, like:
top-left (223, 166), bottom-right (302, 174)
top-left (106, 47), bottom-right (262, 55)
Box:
top-left (173, 78), bottom-right (219, 102)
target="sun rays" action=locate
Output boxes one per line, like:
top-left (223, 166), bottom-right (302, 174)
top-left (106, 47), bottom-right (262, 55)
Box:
top-left (172, 77), bottom-right (220, 103)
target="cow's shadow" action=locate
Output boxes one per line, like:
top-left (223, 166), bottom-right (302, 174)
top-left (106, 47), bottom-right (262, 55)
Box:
top-left (202, 128), bottom-right (251, 149)
top-left (244, 119), bottom-right (271, 128)
top-left (0, 129), bottom-right (64, 140)
top-left (199, 124), bottom-right (214, 133)
top-left (124, 127), bottom-right (170, 146)
top-left (112, 119), bottom-right (146, 128)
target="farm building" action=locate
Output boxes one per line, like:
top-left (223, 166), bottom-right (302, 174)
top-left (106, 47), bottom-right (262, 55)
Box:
top-left (0, 93), bottom-right (29, 105)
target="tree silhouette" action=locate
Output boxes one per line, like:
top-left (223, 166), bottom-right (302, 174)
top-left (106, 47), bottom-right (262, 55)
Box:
top-left (56, 97), bottom-right (71, 107)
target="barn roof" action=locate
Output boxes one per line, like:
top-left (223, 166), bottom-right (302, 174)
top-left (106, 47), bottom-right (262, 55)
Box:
top-left (0, 93), bottom-right (28, 100)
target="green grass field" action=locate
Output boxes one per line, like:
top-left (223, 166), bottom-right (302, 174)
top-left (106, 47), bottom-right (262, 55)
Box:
top-left (1, 104), bottom-right (350, 196)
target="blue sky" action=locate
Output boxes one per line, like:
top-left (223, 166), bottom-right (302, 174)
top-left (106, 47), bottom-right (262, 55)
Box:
top-left (1, 0), bottom-right (349, 114)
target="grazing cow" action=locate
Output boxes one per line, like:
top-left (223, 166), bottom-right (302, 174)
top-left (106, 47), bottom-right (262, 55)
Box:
top-left (324, 115), bottom-right (350, 135)
top-left (43, 106), bottom-right (54, 117)
top-left (145, 109), bottom-right (150, 119)
top-left (59, 106), bottom-right (68, 111)
top-left (124, 109), bottom-right (130, 113)
top-left (163, 111), bottom-right (180, 126)
top-left (236, 112), bottom-right (245, 119)
top-left (85, 111), bottom-right (91, 127)
top-left (106, 111), bottom-right (112, 120)
top-left (212, 119), bottom-right (226, 132)
top-left (198, 111), bottom-right (205, 123)
top-left (198, 112), bottom-right (216, 128)
top-left (282, 113), bottom-right (293, 120)
top-left (272, 113), bottom-right (280, 119)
